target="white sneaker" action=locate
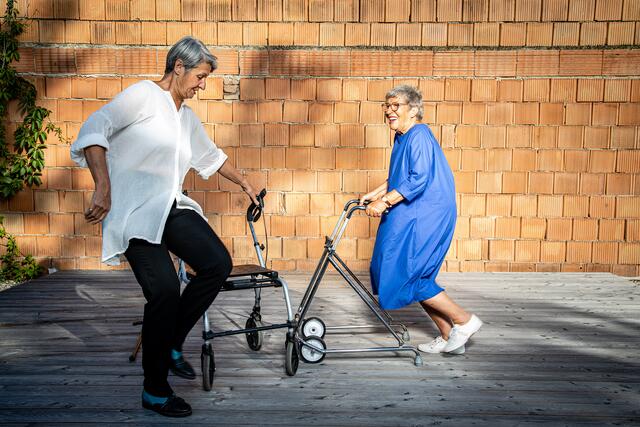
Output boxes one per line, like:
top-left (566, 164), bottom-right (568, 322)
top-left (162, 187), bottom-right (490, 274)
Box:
top-left (418, 336), bottom-right (465, 354)
top-left (443, 314), bottom-right (482, 353)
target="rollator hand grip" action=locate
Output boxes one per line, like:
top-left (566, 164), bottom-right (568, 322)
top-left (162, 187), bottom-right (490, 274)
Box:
top-left (247, 188), bottom-right (267, 222)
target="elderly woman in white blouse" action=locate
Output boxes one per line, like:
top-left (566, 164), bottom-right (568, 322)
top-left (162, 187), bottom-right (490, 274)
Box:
top-left (71, 37), bottom-right (257, 418)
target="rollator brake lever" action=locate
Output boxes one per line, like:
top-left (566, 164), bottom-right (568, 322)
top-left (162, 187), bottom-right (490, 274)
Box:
top-left (247, 188), bottom-right (267, 222)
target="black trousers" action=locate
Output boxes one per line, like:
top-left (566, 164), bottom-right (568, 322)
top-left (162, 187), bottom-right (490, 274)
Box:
top-left (125, 203), bottom-right (232, 396)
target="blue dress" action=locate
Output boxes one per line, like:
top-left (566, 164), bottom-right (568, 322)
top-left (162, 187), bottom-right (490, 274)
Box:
top-left (370, 124), bottom-right (457, 310)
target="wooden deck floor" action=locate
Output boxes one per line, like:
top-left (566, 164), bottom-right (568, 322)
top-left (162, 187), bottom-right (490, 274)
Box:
top-left (0, 271), bottom-right (639, 426)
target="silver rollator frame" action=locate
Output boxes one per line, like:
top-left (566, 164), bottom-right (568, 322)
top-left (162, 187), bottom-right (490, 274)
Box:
top-left (294, 199), bottom-right (423, 366)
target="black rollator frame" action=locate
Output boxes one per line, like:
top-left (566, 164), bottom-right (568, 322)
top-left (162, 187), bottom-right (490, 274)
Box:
top-left (176, 189), bottom-right (298, 390)
top-left (291, 199), bottom-right (423, 367)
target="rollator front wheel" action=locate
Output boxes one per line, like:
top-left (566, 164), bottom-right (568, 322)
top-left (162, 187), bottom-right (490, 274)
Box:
top-left (245, 316), bottom-right (263, 351)
top-left (301, 317), bottom-right (326, 339)
top-left (201, 343), bottom-right (215, 391)
top-left (300, 337), bottom-right (326, 364)
top-left (284, 339), bottom-right (298, 376)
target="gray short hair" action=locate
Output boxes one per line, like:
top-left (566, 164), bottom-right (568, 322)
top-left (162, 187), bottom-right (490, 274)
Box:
top-left (386, 85), bottom-right (424, 121)
top-left (164, 36), bottom-right (218, 74)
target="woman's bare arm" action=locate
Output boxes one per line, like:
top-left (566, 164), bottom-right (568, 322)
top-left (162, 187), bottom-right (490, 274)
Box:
top-left (84, 145), bottom-right (111, 224)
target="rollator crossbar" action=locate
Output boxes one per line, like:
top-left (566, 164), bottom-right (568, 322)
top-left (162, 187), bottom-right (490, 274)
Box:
top-left (204, 322), bottom-right (293, 340)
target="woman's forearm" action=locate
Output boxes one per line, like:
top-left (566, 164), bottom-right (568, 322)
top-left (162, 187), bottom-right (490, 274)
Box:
top-left (83, 145), bottom-right (111, 223)
top-left (373, 180), bottom-right (388, 198)
top-left (217, 159), bottom-right (248, 187)
top-left (382, 189), bottom-right (404, 206)
top-left (84, 146), bottom-right (110, 187)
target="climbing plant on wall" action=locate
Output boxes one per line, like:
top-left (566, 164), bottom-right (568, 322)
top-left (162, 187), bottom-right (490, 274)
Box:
top-left (0, 0), bottom-right (64, 199)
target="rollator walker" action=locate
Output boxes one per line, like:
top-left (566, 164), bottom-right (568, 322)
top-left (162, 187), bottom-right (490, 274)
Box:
top-left (130, 189), bottom-right (299, 391)
top-left (289, 199), bottom-right (423, 369)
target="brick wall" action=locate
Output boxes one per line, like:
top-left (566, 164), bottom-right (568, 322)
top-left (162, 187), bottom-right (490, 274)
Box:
top-left (1, 0), bottom-right (639, 275)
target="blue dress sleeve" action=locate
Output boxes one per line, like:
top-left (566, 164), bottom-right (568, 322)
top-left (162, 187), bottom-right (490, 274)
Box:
top-left (393, 129), bottom-right (433, 202)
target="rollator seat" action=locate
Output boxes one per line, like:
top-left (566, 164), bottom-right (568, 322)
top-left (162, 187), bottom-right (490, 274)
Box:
top-left (221, 264), bottom-right (279, 291)
top-left (229, 263), bottom-right (277, 278)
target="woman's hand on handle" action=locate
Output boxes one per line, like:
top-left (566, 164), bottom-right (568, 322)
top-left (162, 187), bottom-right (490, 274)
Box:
top-left (365, 199), bottom-right (387, 217)
top-left (218, 160), bottom-right (260, 206)
top-left (241, 180), bottom-right (260, 206)
top-left (359, 180), bottom-right (388, 205)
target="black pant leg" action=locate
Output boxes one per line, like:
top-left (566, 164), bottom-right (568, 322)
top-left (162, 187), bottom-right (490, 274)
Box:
top-left (124, 238), bottom-right (179, 397)
top-left (163, 208), bottom-right (232, 351)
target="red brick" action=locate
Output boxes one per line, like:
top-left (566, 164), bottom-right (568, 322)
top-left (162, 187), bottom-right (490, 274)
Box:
top-left (239, 125), bottom-right (264, 148)
top-left (584, 127), bottom-right (609, 148)
top-left (517, 51), bottom-right (559, 76)
top-left (288, 124), bottom-right (313, 146)
top-left (422, 23), bottom-right (447, 47)
top-left (495, 81), bottom-right (521, 104)
top-left (604, 80), bottom-right (630, 102)
top-left (595, 0), bottom-right (622, 19)
top-left (468, 81), bottom-right (494, 104)
top-left (592, 241), bottom-right (617, 264)
top-left (526, 22), bottom-right (553, 46)
top-left (263, 124), bottom-right (289, 147)
top-left (603, 50), bottom-right (640, 76)
top-left (448, 23), bottom-right (474, 47)
top-left (619, 242), bottom-right (640, 264)
top-left (500, 23), bottom-right (526, 47)
top-left (433, 51), bottom-right (474, 76)
top-left (568, 0), bottom-right (594, 20)
top-left (565, 103), bottom-right (591, 126)
top-left (563, 195), bottom-right (590, 216)
top-left (474, 22), bottom-right (500, 46)
top-left (344, 23), bottom-right (370, 46)
top-left (45, 77), bottom-right (71, 99)
top-left (397, 23), bottom-right (422, 46)
top-left (610, 127), bottom-right (635, 149)
top-left (580, 22), bottom-right (607, 46)
top-left (290, 79), bottom-right (316, 100)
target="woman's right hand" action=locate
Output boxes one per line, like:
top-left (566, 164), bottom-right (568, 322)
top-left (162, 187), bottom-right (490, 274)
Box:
top-left (85, 182), bottom-right (111, 224)
top-left (359, 190), bottom-right (380, 206)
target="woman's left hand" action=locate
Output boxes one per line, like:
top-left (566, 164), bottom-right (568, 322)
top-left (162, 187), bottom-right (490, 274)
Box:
top-left (365, 199), bottom-right (387, 217)
top-left (241, 181), bottom-right (260, 206)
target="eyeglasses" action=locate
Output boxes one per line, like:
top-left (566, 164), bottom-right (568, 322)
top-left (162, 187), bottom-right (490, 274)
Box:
top-left (381, 102), bottom-right (408, 112)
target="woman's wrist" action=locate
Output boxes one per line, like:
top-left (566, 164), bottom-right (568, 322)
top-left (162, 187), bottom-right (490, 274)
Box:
top-left (380, 195), bottom-right (392, 208)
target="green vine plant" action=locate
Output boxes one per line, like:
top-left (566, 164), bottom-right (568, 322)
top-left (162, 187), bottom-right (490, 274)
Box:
top-left (0, 216), bottom-right (42, 282)
top-left (1, 0), bottom-right (65, 199)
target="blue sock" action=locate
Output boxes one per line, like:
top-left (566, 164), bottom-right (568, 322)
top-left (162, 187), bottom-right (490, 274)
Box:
top-left (171, 349), bottom-right (182, 360)
top-left (142, 390), bottom-right (168, 405)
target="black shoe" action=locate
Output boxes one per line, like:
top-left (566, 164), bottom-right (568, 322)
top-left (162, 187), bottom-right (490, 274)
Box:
top-left (142, 395), bottom-right (192, 417)
top-left (170, 355), bottom-right (196, 380)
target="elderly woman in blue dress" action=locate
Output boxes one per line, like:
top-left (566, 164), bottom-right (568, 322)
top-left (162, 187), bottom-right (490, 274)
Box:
top-left (360, 85), bottom-right (482, 355)
top-left (71, 37), bottom-right (258, 417)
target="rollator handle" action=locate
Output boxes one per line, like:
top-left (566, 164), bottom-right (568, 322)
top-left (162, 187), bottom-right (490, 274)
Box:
top-left (247, 188), bottom-right (267, 222)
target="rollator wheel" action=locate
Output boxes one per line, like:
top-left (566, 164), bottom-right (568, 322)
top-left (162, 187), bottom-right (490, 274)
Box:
top-left (284, 339), bottom-right (298, 376)
top-left (245, 317), bottom-right (263, 351)
top-left (301, 317), bottom-right (326, 339)
top-left (300, 337), bottom-right (326, 364)
top-left (201, 343), bottom-right (215, 391)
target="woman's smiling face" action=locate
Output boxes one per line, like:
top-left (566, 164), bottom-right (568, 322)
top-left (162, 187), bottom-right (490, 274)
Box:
top-left (383, 96), bottom-right (417, 134)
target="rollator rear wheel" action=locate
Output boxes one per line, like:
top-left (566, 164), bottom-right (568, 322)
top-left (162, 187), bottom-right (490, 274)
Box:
top-left (301, 317), bottom-right (326, 339)
top-left (285, 339), bottom-right (298, 376)
top-left (300, 337), bottom-right (326, 364)
top-left (245, 316), bottom-right (263, 351)
top-left (201, 343), bottom-right (215, 391)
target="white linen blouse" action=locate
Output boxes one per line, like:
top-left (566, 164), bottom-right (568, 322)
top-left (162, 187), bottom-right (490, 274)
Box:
top-left (71, 80), bottom-right (228, 265)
